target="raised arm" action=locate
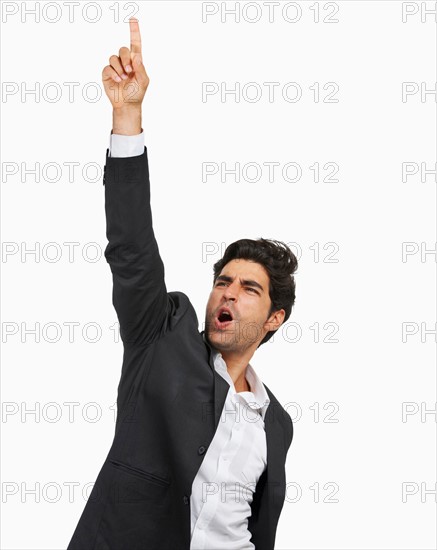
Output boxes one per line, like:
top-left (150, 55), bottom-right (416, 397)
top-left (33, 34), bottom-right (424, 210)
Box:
top-left (101, 19), bottom-right (169, 347)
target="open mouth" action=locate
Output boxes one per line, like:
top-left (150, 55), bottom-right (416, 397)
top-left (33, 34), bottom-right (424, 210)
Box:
top-left (215, 307), bottom-right (234, 329)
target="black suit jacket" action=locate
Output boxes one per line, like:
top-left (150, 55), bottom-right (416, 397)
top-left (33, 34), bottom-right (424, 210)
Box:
top-left (66, 147), bottom-right (293, 550)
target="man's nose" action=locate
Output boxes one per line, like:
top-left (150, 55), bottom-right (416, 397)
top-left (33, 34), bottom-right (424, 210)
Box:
top-left (223, 282), bottom-right (238, 300)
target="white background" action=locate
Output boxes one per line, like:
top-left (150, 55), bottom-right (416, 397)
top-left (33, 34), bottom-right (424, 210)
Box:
top-left (1, 1), bottom-right (436, 549)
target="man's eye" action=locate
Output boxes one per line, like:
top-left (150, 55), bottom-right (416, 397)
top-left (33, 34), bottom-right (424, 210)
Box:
top-left (216, 282), bottom-right (226, 286)
top-left (246, 288), bottom-right (257, 293)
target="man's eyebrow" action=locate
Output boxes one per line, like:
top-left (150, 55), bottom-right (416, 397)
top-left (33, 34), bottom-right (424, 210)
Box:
top-left (215, 275), bottom-right (264, 293)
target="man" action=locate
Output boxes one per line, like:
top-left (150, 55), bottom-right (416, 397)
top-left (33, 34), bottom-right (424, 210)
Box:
top-left (67, 18), bottom-right (298, 550)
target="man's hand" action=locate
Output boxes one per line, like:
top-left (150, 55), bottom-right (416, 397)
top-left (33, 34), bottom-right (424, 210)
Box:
top-left (102, 18), bottom-right (149, 135)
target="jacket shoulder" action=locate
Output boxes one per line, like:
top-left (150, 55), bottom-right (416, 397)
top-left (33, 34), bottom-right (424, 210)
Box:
top-left (164, 290), bottom-right (199, 331)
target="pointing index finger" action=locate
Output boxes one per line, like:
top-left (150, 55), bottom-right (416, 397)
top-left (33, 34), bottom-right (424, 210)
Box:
top-left (129, 18), bottom-right (142, 59)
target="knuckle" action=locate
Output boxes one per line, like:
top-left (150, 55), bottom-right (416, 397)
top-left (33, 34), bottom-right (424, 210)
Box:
top-left (109, 54), bottom-right (119, 64)
top-left (119, 46), bottom-right (130, 55)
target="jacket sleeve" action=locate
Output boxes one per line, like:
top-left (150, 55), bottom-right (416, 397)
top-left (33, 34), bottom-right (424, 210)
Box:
top-left (103, 146), bottom-right (170, 347)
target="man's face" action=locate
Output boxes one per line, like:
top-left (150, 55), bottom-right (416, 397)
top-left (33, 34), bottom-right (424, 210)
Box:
top-left (204, 258), bottom-right (283, 354)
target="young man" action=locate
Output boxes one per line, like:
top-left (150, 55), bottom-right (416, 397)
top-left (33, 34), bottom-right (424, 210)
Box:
top-left (67, 18), bottom-right (297, 550)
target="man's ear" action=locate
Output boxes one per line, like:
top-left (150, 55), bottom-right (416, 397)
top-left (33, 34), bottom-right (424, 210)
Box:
top-left (264, 308), bottom-right (285, 332)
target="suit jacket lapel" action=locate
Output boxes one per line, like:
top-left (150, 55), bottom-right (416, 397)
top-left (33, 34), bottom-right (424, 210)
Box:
top-left (263, 389), bottom-right (287, 535)
top-left (200, 331), bottom-right (230, 430)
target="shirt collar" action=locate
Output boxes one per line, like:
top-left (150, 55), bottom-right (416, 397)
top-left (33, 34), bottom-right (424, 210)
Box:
top-left (202, 332), bottom-right (270, 420)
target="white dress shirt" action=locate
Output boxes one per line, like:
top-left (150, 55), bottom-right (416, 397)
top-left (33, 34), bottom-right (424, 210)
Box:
top-left (108, 130), bottom-right (145, 158)
top-left (190, 337), bottom-right (270, 550)
top-left (108, 131), bottom-right (271, 550)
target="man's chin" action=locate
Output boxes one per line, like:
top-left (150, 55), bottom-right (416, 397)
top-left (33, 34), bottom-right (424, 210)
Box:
top-left (205, 327), bottom-right (235, 349)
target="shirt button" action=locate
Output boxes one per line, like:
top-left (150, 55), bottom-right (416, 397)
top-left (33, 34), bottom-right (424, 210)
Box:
top-left (183, 495), bottom-right (189, 505)
top-left (198, 445), bottom-right (207, 455)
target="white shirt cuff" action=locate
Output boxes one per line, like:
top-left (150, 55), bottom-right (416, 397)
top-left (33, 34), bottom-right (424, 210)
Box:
top-left (109, 130), bottom-right (144, 158)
